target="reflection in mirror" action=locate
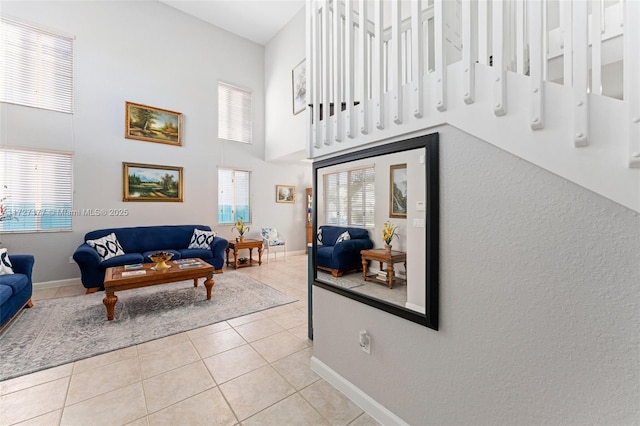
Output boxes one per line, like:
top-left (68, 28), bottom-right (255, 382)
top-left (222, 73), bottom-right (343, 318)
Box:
top-left (313, 132), bottom-right (439, 330)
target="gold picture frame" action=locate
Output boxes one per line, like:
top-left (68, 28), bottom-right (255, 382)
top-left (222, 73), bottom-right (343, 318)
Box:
top-left (276, 185), bottom-right (296, 203)
top-left (125, 102), bottom-right (183, 146)
top-left (123, 162), bottom-right (183, 202)
top-left (389, 163), bottom-right (407, 218)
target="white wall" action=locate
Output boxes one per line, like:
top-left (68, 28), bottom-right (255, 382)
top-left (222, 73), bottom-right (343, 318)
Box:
top-left (1, 0), bottom-right (311, 283)
top-left (312, 124), bottom-right (640, 424)
top-left (264, 8), bottom-right (307, 161)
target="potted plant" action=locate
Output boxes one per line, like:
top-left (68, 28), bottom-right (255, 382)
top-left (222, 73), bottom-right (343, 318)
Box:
top-left (232, 217), bottom-right (250, 242)
top-left (382, 221), bottom-right (399, 253)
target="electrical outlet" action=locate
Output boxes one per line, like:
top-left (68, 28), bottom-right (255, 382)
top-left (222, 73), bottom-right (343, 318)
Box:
top-left (359, 330), bottom-right (371, 354)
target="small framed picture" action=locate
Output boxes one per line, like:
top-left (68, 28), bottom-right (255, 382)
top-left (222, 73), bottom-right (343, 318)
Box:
top-left (276, 185), bottom-right (296, 203)
top-left (123, 162), bottom-right (183, 202)
top-left (125, 102), bottom-right (182, 146)
top-left (389, 164), bottom-right (407, 218)
top-left (292, 59), bottom-right (306, 115)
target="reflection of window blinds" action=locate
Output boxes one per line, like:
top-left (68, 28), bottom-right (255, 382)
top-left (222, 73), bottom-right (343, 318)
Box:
top-left (218, 168), bottom-right (251, 224)
top-left (324, 166), bottom-right (375, 227)
top-left (0, 17), bottom-right (74, 113)
top-left (218, 81), bottom-right (252, 144)
top-left (0, 148), bottom-right (73, 231)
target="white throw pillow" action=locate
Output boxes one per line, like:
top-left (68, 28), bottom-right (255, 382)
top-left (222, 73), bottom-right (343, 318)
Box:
top-left (317, 228), bottom-right (323, 245)
top-left (188, 228), bottom-right (216, 249)
top-left (0, 248), bottom-right (14, 275)
top-left (336, 230), bottom-right (351, 244)
top-left (86, 232), bottom-right (125, 261)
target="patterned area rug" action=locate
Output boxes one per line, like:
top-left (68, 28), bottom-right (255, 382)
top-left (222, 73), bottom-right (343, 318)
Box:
top-left (0, 273), bottom-right (296, 381)
top-left (317, 271), bottom-right (364, 289)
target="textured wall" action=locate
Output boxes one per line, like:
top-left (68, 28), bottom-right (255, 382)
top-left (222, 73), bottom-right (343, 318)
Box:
top-left (312, 124), bottom-right (640, 425)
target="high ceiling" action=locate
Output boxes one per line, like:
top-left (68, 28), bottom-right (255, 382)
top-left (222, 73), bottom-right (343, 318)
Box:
top-left (158, 0), bottom-right (306, 45)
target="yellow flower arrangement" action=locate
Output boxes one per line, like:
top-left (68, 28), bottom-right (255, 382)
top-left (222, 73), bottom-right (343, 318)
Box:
top-left (232, 217), bottom-right (250, 236)
top-left (382, 221), bottom-right (399, 245)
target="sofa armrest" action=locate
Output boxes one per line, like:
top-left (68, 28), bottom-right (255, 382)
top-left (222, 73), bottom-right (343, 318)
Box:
top-left (73, 243), bottom-right (101, 267)
top-left (210, 237), bottom-right (229, 257)
top-left (8, 255), bottom-right (35, 281)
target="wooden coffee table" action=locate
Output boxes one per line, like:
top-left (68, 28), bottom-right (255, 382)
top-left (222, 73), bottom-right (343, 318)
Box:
top-left (226, 239), bottom-right (263, 269)
top-left (360, 249), bottom-right (407, 289)
top-left (102, 258), bottom-right (214, 321)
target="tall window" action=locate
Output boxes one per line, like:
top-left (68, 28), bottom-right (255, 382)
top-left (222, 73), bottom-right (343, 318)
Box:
top-left (324, 166), bottom-right (375, 227)
top-left (0, 149), bottom-right (73, 232)
top-left (0, 16), bottom-right (74, 113)
top-left (218, 81), bottom-right (252, 144)
top-left (218, 168), bottom-right (251, 224)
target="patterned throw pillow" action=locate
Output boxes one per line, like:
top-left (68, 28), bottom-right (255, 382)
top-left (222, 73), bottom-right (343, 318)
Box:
top-left (317, 228), bottom-right (323, 245)
top-left (188, 228), bottom-right (216, 249)
top-left (86, 232), bottom-right (125, 261)
top-left (336, 230), bottom-right (351, 244)
top-left (0, 248), bottom-right (14, 275)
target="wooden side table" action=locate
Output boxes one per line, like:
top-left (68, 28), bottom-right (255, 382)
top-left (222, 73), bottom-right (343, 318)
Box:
top-left (226, 239), bottom-right (263, 269)
top-left (360, 249), bottom-right (407, 289)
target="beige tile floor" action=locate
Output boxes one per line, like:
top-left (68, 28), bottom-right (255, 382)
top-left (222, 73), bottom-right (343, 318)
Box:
top-left (0, 253), bottom-right (381, 426)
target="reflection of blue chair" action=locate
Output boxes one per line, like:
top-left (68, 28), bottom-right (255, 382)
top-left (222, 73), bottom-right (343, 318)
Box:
top-left (316, 225), bottom-right (374, 277)
top-left (261, 227), bottom-right (286, 263)
top-left (0, 254), bottom-right (35, 332)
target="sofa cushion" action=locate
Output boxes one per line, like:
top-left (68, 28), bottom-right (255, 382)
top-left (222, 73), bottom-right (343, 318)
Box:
top-left (320, 226), bottom-right (369, 246)
top-left (179, 248), bottom-right (214, 260)
top-left (86, 233), bottom-right (125, 261)
top-left (188, 229), bottom-right (215, 249)
top-left (100, 253), bottom-right (144, 270)
top-left (0, 273), bottom-right (28, 295)
top-left (336, 231), bottom-right (351, 244)
top-left (0, 249), bottom-right (14, 275)
top-left (0, 284), bottom-right (12, 305)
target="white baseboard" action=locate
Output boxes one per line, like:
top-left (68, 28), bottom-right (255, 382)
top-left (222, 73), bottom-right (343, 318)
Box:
top-left (33, 277), bottom-right (82, 289)
top-left (310, 356), bottom-right (408, 426)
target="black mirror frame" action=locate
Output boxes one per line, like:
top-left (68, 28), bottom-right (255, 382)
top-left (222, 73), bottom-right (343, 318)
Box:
top-left (312, 132), bottom-right (439, 330)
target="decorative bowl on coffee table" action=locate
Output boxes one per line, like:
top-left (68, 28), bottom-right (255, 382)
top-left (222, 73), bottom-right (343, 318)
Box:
top-left (149, 251), bottom-right (173, 269)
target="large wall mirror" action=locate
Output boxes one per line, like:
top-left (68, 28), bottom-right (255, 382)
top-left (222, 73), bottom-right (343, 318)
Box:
top-left (312, 132), bottom-right (439, 330)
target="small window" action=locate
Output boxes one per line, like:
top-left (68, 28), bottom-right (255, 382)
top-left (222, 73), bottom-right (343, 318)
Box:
top-left (0, 16), bottom-right (74, 113)
top-left (218, 81), bottom-right (252, 144)
top-left (324, 166), bottom-right (375, 227)
top-left (1, 148), bottom-right (73, 232)
top-left (218, 168), bottom-right (251, 224)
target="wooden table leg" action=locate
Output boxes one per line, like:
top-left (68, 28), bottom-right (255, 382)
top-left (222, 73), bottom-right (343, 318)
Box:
top-left (233, 248), bottom-right (238, 269)
top-left (258, 247), bottom-right (262, 265)
top-left (387, 263), bottom-right (394, 289)
top-left (193, 278), bottom-right (198, 287)
top-left (204, 273), bottom-right (214, 300)
top-left (225, 247), bottom-right (230, 267)
top-left (362, 256), bottom-right (367, 281)
top-left (103, 292), bottom-right (118, 321)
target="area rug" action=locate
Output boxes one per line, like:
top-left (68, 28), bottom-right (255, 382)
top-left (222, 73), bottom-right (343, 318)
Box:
top-left (0, 273), bottom-right (297, 382)
top-left (317, 271), bottom-right (364, 289)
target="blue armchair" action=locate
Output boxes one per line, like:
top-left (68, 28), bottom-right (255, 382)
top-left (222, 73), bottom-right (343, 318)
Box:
top-left (0, 254), bottom-right (35, 332)
top-left (316, 225), bottom-right (374, 277)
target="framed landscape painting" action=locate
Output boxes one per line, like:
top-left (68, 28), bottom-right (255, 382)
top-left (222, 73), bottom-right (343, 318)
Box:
top-left (389, 163), bottom-right (407, 218)
top-left (276, 185), bottom-right (296, 203)
top-left (125, 102), bottom-right (183, 146)
top-left (123, 162), bottom-right (183, 202)
top-left (292, 59), bottom-right (306, 115)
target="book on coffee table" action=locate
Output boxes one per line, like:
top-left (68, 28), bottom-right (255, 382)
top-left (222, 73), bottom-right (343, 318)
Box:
top-left (122, 270), bottom-right (146, 277)
top-left (174, 259), bottom-right (197, 264)
top-left (179, 262), bottom-right (202, 269)
top-left (124, 263), bottom-right (143, 270)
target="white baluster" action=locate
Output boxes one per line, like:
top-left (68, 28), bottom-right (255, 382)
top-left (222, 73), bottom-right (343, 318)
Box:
top-left (625, 0), bottom-right (640, 167)
top-left (529, 0), bottom-right (544, 130)
top-left (345, 0), bottom-right (355, 139)
top-left (358, 0), bottom-right (369, 135)
top-left (493, 0), bottom-right (506, 116)
top-left (572, 0), bottom-right (588, 147)
top-left (462, 0), bottom-right (475, 105)
top-left (411, 0), bottom-right (424, 117)
top-left (434, 0), bottom-right (446, 112)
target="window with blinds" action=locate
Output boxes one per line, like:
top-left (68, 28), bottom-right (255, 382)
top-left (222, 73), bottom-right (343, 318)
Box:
top-left (324, 166), bottom-right (375, 227)
top-left (0, 16), bottom-right (74, 113)
top-left (218, 81), bottom-right (252, 144)
top-left (218, 168), bottom-right (251, 224)
top-left (0, 149), bottom-right (73, 232)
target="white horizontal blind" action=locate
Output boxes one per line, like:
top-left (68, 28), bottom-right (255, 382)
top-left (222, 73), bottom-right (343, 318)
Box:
top-left (324, 165), bottom-right (375, 227)
top-left (218, 168), bottom-right (251, 224)
top-left (0, 148), bottom-right (73, 231)
top-left (218, 81), bottom-right (252, 144)
top-left (0, 16), bottom-right (73, 113)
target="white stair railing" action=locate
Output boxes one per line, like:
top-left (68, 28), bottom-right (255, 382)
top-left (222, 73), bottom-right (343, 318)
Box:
top-left (306, 0), bottom-right (640, 212)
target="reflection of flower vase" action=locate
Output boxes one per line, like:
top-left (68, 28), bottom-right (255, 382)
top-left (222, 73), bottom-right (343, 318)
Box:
top-left (385, 244), bottom-right (392, 253)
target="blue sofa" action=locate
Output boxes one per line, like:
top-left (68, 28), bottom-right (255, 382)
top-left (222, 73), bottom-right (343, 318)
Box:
top-left (73, 225), bottom-right (228, 291)
top-left (0, 255), bottom-right (35, 332)
top-left (316, 225), bottom-right (374, 277)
